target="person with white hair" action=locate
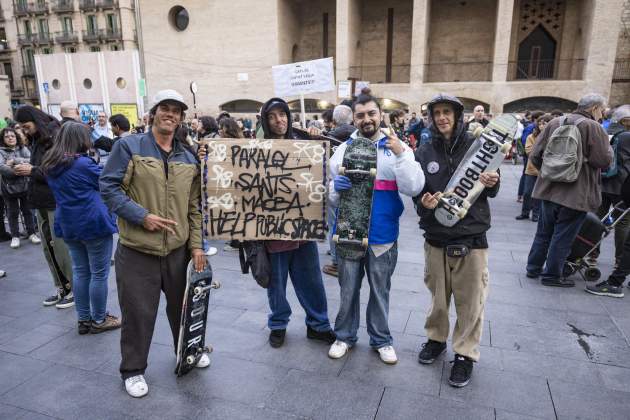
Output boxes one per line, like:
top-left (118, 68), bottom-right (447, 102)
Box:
top-left (526, 93), bottom-right (613, 288)
top-left (59, 100), bottom-right (80, 123)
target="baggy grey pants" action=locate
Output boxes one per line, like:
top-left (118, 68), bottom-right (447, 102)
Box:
top-left (116, 243), bottom-right (189, 380)
top-left (36, 209), bottom-right (73, 292)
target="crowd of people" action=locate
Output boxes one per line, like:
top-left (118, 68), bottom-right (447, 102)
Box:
top-left (0, 85), bottom-right (629, 399)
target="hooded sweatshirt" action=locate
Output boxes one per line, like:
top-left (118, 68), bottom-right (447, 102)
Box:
top-left (414, 93), bottom-right (500, 248)
top-left (259, 98), bottom-right (309, 253)
top-left (602, 105), bottom-right (630, 196)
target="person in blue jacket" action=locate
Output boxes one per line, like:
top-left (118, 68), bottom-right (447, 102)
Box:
top-left (42, 122), bottom-right (121, 335)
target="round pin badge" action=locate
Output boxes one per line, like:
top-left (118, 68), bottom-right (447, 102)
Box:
top-left (427, 161), bottom-right (440, 174)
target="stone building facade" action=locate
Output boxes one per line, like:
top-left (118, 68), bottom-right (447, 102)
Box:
top-left (137, 0), bottom-right (626, 115)
top-left (0, 0), bottom-right (137, 108)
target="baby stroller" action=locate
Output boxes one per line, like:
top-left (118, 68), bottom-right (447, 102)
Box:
top-left (563, 201), bottom-right (630, 282)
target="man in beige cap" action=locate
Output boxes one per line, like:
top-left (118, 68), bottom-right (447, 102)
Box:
top-left (100, 89), bottom-right (206, 398)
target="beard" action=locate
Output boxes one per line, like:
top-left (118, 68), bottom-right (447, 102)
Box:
top-left (359, 121), bottom-right (378, 138)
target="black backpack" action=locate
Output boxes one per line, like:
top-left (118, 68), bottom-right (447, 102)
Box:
top-left (238, 241), bottom-right (272, 288)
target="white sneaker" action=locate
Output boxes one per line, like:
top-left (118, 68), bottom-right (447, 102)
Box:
top-left (29, 234), bottom-right (41, 244)
top-left (124, 375), bottom-right (148, 398)
top-left (195, 352), bottom-right (211, 368)
top-left (10, 237), bottom-right (20, 249)
top-left (0, 270), bottom-right (5, 278)
top-left (328, 340), bottom-right (350, 359)
top-left (377, 345), bottom-right (398, 364)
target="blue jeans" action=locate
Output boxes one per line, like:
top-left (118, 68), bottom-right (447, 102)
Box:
top-left (527, 201), bottom-right (586, 280)
top-left (327, 204), bottom-right (337, 263)
top-left (65, 236), bottom-right (113, 323)
top-left (334, 243), bottom-right (397, 348)
top-left (521, 174), bottom-right (540, 218)
top-left (267, 242), bottom-right (332, 332)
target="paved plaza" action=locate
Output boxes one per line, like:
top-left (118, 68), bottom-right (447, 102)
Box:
top-left (0, 162), bottom-right (629, 419)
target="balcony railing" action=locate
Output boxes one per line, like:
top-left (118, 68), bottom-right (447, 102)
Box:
top-left (79, 0), bottom-right (97, 11)
top-left (102, 27), bottom-right (121, 41)
top-left (52, 0), bottom-right (74, 13)
top-left (424, 61), bottom-right (492, 83)
top-left (30, 1), bottom-right (49, 14)
top-left (55, 30), bottom-right (79, 43)
top-left (507, 59), bottom-right (584, 81)
top-left (613, 59), bottom-right (630, 82)
top-left (0, 40), bottom-right (9, 52)
top-left (14, 3), bottom-right (29, 16)
top-left (17, 33), bottom-right (36, 46)
top-left (100, 0), bottom-right (117, 9)
top-left (82, 29), bottom-right (100, 42)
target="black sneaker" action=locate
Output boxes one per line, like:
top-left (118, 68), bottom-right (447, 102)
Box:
top-left (525, 271), bottom-right (539, 279)
top-left (56, 292), bottom-right (75, 309)
top-left (269, 329), bottom-right (286, 348)
top-left (43, 289), bottom-right (63, 306)
top-left (449, 354), bottom-right (473, 387)
top-left (585, 280), bottom-right (624, 298)
top-left (306, 326), bottom-right (336, 344)
top-left (541, 277), bottom-right (575, 288)
top-left (78, 320), bottom-right (91, 335)
top-left (515, 214), bottom-right (529, 220)
top-left (531, 215), bottom-right (539, 222)
top-left (417, 339), bottom-right (446, 364)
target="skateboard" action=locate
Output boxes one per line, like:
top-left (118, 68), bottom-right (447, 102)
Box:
top-left (174, 248), bottom-right (220, 377)
top-left (434, 114), bottom-right (519, 227)
top-left (332, 136), bottom-right (377, 260)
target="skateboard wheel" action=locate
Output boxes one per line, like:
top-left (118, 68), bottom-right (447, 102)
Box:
top-left (369, 168), bottom-right (377, 178)
top-left (457, 208), bottom-right (468, 219)
top-left (473, 127), bottom-right (483, 138)
top-left (186, 355), bottom-right (196, 365)
top-left (332, 234), bottom-right (339, 243)
top-left (361, 238), bottom-right (368, 248)
top-left (461, 200), bottom-right (471, 210)
top-left (338, 166), bottom-right (346, 176)
top-left (500, 143), bottom-right (511, 154)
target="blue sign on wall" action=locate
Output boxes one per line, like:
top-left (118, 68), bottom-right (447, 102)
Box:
top-left (79, 104), bottom-right (104, 124)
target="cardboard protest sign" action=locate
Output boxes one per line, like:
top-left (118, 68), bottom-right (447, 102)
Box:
top-left (202, 139), bottom-right (330, 241)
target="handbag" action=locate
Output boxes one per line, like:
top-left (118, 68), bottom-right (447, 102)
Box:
top-left (238, 241), bottom-right (272, 288)
top-left (0, 176), bottom-right (29, 198)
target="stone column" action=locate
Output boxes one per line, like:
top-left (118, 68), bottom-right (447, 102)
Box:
top-left (491, 0), bottom-right (515, 82)
top-left (336, 0), bottom-right (360, 83)
top-left (409, 0), bottom-right (429, 85)
top-left (583, 0), bottom-right (624, 99)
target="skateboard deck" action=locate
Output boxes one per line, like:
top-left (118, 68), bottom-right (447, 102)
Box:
top-left (332, 136), bottom-right (377, 260)
top-left (434, 114), bottom-right (519, 227)
top-left (175, 252), bottom-right (220, 377)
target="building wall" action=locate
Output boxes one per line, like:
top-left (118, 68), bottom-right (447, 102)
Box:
top-left (35, 50), bottom-right (143, 122)
top-left (0, 0), bottom-right (137, 109)
top-left (138, 0), bottom-right (627, 115)
top-left (611, 0), bottom-right (630, 106)
top-left (0, 74), bottom-right (11, 118)
top-left (426, 0), bottom-right (497, 82)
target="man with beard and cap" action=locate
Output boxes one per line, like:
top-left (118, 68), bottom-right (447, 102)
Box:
top-left (327, 94), bottom-right (425, 364)
top-left (414, 93), bottom-right (500, 387)
top-left (13, 106), bottom-right (73, 309)
top-left (100, 89), bottom-right (206, 398)
top-left (254, 97), bottom-right (336, 348)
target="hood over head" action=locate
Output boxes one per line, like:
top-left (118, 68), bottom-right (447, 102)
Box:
top-left (260, 97), bottom-right (293, 139)
top-left (427, 93), bottom-right (465, 141)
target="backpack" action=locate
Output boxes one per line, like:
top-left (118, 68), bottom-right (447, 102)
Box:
top-left (540, 117), bottom-right (587, 183)
top-left (602, 133), bottom-right (621, 179)
top-left (238, 241), bottom-right (271, 288)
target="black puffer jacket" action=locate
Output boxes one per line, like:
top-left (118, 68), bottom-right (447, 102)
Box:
top-left (414, 94), bottom-right (499, 248)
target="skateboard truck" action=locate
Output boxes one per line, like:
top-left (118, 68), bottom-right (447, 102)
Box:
top-left (193, 281), bottom-right (221, 296)
top-left (185, 345), bottom-right (213, 366)
top-left (332, 234), bottom-right (369, 249)
top-left (338, 166), bottom-right (377, 178)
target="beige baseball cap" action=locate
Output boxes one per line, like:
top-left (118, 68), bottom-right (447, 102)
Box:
top-left (152, 89), bottom-right (188, 111)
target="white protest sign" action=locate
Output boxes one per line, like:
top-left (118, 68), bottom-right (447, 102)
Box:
top-left (354, 81), bottom-right (370, 96)
top-left (338, 80), bottom-right (351, 98)
top-left (272, 57), bottom-right (335, 98)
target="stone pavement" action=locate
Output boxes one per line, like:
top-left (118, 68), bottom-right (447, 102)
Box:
top-left (1, 162), bottom-right (629, 420)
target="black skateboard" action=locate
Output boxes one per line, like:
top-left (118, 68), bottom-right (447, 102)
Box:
top-left (332, 136), bottom-right (377, 260)
top-left (174, 250), bottom-right (220, 377)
